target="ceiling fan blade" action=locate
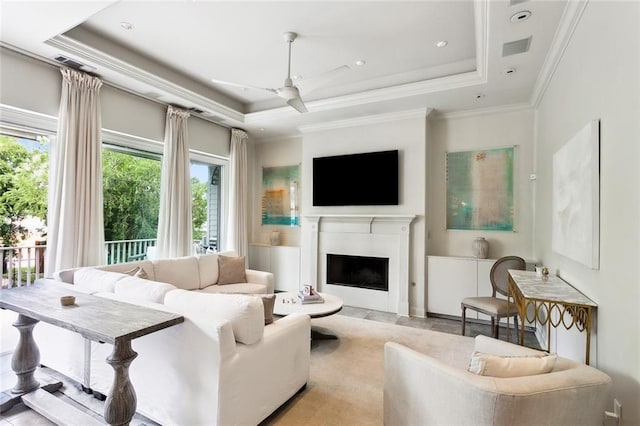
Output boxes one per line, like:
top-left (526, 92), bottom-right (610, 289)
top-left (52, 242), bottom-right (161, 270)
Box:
top-left (296, 65), bottom-right (351, 95)
top-left (210, 78), bottom-right (277, 95)
top-left (286, 96), bottom-right (308, 113)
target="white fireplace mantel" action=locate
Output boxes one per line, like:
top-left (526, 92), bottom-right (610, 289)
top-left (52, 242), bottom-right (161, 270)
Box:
top-left (303, 214), bottom-right (416, 316)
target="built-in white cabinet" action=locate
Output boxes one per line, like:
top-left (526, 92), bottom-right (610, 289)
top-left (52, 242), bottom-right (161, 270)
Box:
top-left (427, 255), bottom-right (496, 318)
top-left (427, 255), bottom-right (536, 321)
top-left (248, 244), bottom-right (300, 293)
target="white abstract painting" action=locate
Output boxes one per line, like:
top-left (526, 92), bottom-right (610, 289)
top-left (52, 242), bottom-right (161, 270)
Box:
top-left (552, 120), bottom-right (600, 269)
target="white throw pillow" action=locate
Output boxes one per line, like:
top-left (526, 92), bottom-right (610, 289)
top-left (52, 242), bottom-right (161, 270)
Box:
top-left (114, 276), bottom-right (177, 304)
top-left (152, 256), bottom-right (200, 290)
top-left (164, 289), bottom-right (264, 345)
top-left (197, 253), bottom-right (220, 288)
top-left (73, 268), bottom-right (128, 293)
top-left (468, 351), bottom-right (558, 377)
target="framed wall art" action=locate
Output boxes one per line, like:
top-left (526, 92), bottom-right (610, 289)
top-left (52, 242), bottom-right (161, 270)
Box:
top-left (552, 119), bottom-right (600, 269)
top-left (261, 165), bottom-right (300, 226)
top-left (446, 146), bottom-right (515, 231)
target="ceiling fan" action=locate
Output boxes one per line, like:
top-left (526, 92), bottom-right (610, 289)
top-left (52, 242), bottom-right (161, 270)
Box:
top-left (211, 32), bottom-right (349, 113)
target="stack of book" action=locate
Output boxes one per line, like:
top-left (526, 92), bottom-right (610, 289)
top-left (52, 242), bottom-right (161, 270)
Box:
top-left (297, 289), bottom-right (324, 304)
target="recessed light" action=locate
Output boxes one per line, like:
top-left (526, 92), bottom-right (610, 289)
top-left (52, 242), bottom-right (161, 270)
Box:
top-left (355, 59), bottom-right (366, 67)
top-left (436, 41), bottom-right (448, 48)
top-left (510, 10), bottom-right (531, 23)
top-left (120, 22), bottom-right (134, 31)
top-left (260, 128), bottom-right (265, 132)
top-left (504, 67), bottom-right (517, 75)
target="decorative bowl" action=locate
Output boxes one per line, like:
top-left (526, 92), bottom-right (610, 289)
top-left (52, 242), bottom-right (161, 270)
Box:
top-left (60, 295), bottom-right (76, 306)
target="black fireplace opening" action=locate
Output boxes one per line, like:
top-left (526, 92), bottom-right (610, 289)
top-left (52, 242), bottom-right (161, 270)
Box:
top-left (326, 254), bottom-right (389, 292)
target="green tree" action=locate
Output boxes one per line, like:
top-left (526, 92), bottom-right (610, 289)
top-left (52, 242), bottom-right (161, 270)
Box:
top-left (192, 177), bottom-right (207, 240)
top-left (0, 135), bottom-right (49, 274)
top-left (0, 136), bottom-right (30, 247)
top-left (0, 136), bottom-right (49, 245)
top-left (102, 150), bottom-right (161, 241)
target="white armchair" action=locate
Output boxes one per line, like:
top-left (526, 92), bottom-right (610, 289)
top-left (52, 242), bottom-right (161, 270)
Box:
top-left (384, 336), bottom-right (612, 426)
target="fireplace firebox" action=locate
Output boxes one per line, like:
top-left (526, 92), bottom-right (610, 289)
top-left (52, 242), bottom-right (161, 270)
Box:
top-left (326, 254), bottom-right (389, 292)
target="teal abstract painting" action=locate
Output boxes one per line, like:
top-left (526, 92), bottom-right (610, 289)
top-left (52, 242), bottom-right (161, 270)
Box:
top-left (262, 165), bottom-right (300, 226)
top-left (446, 147), bottom-right (514, 231)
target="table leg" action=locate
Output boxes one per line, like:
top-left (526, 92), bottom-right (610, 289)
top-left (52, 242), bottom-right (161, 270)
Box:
top-left (104, 339), bottom-right (138, 426)
top-left (10, 315), bottom-right (41, 394)
top-left (0, 315), bottom-right (63, 414)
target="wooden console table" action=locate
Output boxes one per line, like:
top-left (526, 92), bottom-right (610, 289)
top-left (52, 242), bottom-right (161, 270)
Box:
top-left (0, 283), bottom-right (183, 425)
top-left (507, 270), bottom-right (597, 364)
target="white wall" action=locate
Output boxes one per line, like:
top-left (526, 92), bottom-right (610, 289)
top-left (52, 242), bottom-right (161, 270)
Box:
top-left (249, 136), bottom-right (303, 247)
top-left (299, 114), bottom-right (427, 316)
top-left (534, 1), bottom-right (639, 423)
top-left (428, 107), bottom-right (535, 260)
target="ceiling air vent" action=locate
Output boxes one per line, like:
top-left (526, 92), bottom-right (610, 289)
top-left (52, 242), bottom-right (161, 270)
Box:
top-left (502, 37), bottom-right (531, 57)
top-left (53, 55), bottom-right (96, 72)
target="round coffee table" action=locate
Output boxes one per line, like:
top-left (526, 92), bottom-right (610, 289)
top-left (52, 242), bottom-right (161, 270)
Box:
top-left (273, 292), bottom-right (343, 339)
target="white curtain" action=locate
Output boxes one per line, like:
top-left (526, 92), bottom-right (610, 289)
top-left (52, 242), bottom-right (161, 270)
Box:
top-left (226, 128), bottom-right (249, 257)
top-left (45, 68), bottom-right (105, 277)
top-left (156, 106), bottom-right (192, 258)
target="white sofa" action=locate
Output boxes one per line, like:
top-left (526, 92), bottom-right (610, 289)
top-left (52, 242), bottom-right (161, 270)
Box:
top-left (11, 252), bottom-right (310, 425)
top-left (55, 250), bottom-right (275, 295)
top-left (384, 335), bottom-right (612, 426)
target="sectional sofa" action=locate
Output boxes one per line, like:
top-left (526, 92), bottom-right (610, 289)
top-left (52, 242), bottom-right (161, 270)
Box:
top-left (10, 252), bottom-right (310, 426)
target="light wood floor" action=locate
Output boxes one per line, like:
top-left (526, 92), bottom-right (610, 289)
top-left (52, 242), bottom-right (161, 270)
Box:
top-left (0, 307), bottom-right (539, 425)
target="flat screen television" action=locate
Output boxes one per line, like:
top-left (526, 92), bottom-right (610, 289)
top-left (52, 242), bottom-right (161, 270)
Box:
top-left (313, 149), bottom-right (399, 206)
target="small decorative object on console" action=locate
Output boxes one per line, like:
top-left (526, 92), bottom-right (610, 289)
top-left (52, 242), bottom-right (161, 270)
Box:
top-left (298, 286), bottom-right (324, 304)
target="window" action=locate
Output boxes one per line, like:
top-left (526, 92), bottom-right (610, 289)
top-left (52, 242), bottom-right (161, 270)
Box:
top-left (102, 143), bottom-right (228, 263)
top-left (191, 159), bottom-right (225, 253)
top-left (0, 131), bottom-right (50, 286)
top-left (102, 145), bottom-right (161, 263)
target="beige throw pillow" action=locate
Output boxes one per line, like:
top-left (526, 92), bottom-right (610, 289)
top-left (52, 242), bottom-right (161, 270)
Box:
top-left (217, 255), bottom-right (247, 285)
top-left (468, 351), bottom-right (558, 378)
top-left (260, 294), bottom-right (276, 325)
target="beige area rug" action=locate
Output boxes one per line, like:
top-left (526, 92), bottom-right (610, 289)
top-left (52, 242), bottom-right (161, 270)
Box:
top-left (262, 314), bottom-right (476, 426)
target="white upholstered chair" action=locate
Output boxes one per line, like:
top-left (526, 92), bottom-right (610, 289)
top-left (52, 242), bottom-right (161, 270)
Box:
top-left (384, 336), bottom-right (612, 426)
top-left (461, 255), bottom-right (525, 339)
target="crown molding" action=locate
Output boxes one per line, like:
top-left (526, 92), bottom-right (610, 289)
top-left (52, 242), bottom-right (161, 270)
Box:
top-left (430, 103), bottom-right (532, 120)
top-left (46, 34), bottom-right (246, 125)
top-left (252, 134), bottom-right (304, 145)
top-left (529, 0), bottom-right (589, 107)
top-left (298, 108), bottom-right (432, 134)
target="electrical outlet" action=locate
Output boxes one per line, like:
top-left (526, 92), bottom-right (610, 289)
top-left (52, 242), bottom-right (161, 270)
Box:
top-left (614, 399), bottom-right (622, 421)
top-left (605, 399), bottom-right (622, 425)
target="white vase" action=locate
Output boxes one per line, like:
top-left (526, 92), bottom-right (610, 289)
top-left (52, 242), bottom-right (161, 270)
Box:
top-left (472, 237), bottom-right (489, 259)
top-left (270, 231), bottom-right (281, 246)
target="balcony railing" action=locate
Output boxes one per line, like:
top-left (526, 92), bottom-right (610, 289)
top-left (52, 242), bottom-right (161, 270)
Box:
top-left (0, 244), bottom-right (46, 289)
top-left (105, 238), bottom-right (157, 265)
